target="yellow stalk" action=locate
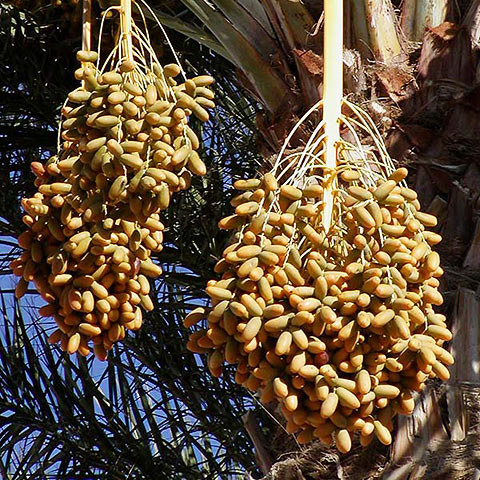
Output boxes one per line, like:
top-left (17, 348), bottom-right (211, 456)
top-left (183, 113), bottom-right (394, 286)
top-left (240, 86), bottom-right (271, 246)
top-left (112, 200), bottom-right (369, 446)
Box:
top-left (414, 1), bottom-right (432, 41)
top-left (414, 0), bottom-right (447, 41)
top-left (81, 0), bottom-right (91, 90)
top-left (364, 0), bottom-right (403, 64)
top-left (322, 0), bottom-right (343, 233)
top-left (82, 0), bottom-right (91, 52)
top-left (120, 0), bottom-right (134, 61)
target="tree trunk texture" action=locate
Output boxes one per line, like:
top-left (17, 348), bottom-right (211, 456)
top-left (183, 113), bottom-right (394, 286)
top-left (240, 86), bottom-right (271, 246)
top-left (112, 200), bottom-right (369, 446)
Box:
top-left (249, 3), bottom-right (480, 479)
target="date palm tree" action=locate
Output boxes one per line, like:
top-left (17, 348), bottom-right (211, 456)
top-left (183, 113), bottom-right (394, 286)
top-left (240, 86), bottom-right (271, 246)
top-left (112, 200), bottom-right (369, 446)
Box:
top-left (1, 0), bottom-right (480, 478)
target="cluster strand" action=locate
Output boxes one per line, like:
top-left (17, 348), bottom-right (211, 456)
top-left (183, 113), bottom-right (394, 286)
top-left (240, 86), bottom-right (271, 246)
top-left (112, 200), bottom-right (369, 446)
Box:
top-left (186, 166), bottom-right (452, 453)
top-left (13, 48), bottom-right (214, 359)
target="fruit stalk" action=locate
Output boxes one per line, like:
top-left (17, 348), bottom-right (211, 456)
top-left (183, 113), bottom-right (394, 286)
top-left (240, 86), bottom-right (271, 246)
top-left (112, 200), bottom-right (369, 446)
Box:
top-left (82, 0), bottom-right (91, 52)
top-left (322, 0), bottom-right (343, 233)
top-left (120, 0), bottom-right (134, 62)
